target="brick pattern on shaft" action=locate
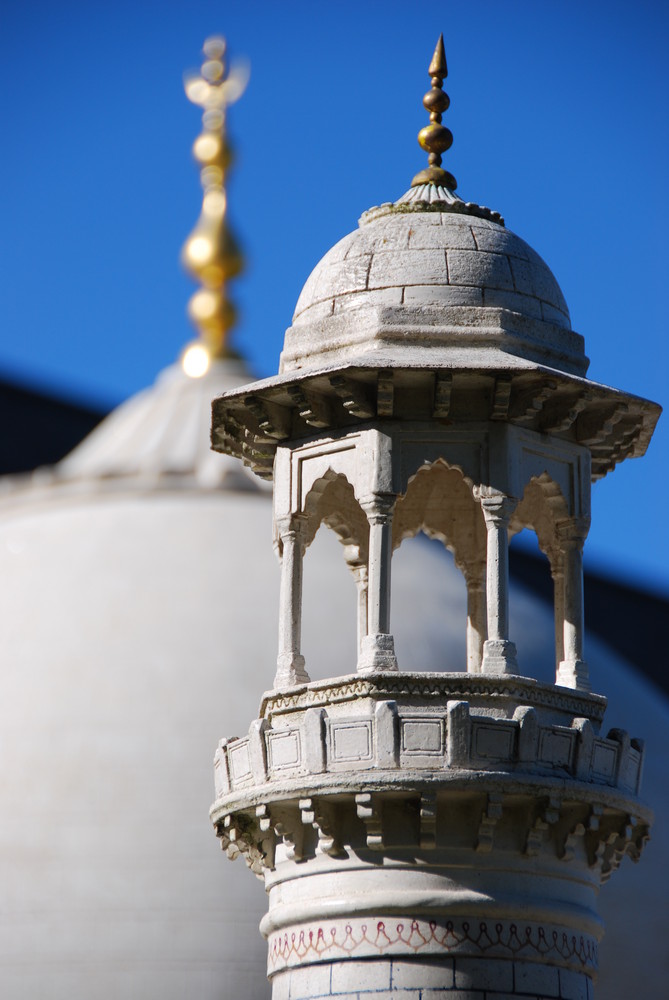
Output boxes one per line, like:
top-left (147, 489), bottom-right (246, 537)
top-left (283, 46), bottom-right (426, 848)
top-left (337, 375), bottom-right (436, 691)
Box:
top-left (271, 958), bottom-right (592, 1000)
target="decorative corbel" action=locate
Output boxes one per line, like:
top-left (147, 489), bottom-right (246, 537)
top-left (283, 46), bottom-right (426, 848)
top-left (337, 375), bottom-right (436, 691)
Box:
top-left (475, 792), bottom-right (503, 853)
top-left (356, 792), bottom-right (384, 849)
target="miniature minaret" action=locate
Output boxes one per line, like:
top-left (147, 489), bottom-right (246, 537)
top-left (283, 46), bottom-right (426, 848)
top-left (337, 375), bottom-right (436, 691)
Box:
top-left (209, 37), bottom-right (660, 1000)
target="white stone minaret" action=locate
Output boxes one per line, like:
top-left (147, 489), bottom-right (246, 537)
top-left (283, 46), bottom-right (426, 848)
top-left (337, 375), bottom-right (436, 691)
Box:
top-left (209, 37), bottom-right (660, 1000)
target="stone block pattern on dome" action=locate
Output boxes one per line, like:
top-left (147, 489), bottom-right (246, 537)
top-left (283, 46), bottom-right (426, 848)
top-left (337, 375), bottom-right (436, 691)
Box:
top-left (292, 213), bottom-right (570, 332)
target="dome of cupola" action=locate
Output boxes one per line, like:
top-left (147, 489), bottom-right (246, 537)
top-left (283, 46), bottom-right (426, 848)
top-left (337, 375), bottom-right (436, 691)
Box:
top-left (283, 194), bottom-right (582, 375)
top-left (214, 37), bottom-right (659, 488)
top-left (281, 38), bottom-right (584, 380)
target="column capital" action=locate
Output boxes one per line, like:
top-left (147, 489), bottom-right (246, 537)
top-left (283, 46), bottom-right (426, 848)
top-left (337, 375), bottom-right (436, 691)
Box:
top-left (557, 516), bottom-right (591, 548)
top-left (347, 561), bottom-right (368, 585)
top-left (359, 492), bottom-right (397, 523)
top-left (276, 513), bottom-right (306, 538)
top-left (275, 514), bottom-right (307, 556)
top-left (474, 488), bottom-right (517, 526)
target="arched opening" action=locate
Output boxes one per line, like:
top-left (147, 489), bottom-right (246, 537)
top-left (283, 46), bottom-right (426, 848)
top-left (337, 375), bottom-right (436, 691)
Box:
top-left (301, 523), bottom-right (359, 680)
top-left (509, 474), bottom-right (570, 683)
top-left (300, 472), bottom-right (368, 680)
top-left (508, 529), bottom-right (555, 685)
top-left (392, 461), bottom-right (486, 673)
top-left (392, 533), bottom-right (467, 671)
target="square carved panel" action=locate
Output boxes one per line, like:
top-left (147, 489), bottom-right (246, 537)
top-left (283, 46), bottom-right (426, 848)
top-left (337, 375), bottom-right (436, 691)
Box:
top-left (329, 721), bottom-right (373, 762)
top-left (401, 718), bottom-right (445, 755)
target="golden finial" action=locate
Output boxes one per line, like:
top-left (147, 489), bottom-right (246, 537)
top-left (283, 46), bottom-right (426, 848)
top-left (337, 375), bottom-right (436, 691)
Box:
top-left (180, 36), bottom-right (249, 377)
top-left (411, 34), bottom-right (457, 190)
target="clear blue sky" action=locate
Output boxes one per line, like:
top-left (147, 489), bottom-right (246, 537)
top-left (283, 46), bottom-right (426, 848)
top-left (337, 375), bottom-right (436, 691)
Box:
top-left (1, 0), bottom-right (667, 592)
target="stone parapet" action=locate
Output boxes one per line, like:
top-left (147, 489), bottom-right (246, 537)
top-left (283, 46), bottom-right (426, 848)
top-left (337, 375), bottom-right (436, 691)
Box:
top-left (210, 674), bottom-right (649, 994)
top-left (213, 674), bottom-right (643, 803)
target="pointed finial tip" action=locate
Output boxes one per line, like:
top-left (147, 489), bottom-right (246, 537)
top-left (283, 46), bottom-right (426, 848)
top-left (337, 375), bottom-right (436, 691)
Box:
top-left (411, 33), bottom-right (457, 190)
top-left (428, 34), bottom-right (448, 78)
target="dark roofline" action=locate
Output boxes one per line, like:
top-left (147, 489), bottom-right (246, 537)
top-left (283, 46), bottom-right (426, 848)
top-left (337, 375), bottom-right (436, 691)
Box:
top-left (0, 375), bottom-right (106, 474)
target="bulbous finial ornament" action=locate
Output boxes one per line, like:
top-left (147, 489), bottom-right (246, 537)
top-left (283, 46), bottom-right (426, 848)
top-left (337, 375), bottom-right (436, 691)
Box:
top-left (180, 36), bottom-right (249, 375)
top-left (411, 34), bottom-right (457, 190)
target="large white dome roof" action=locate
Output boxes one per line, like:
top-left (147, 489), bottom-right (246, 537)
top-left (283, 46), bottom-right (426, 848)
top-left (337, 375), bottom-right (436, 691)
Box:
top-left (0, 357), bottom-right (665, 999)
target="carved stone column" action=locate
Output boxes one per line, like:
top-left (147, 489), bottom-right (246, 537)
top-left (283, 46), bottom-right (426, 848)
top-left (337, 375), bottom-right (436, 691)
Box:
top-left (463, 561), bottom-right (486, 674)
top-left (549, 549), bottom-right (565, 671)
top-left (358, 495), bottom-right (398, 672)
top-left (275, 517), bottom-right (310, 687)
top-left (556, 518), bottom-right (590, 692)
top-left (347, 561), bottom-right (369, 661)
top-left (476, 490), bottom-right (518, 675)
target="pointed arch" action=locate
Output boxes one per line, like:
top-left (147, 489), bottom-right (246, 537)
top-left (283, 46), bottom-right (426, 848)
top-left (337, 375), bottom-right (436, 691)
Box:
top-left (392, 460), bottom-right (487, 673)
top-left (302, 470), bottom-right (369, 565)
top-left (301, 471), bottom-right (369, 669)
top-left (509, 472), bottom-right (571, 676)
top-left (393, 459), bottom-right (486, 573)
top-left (510, 472), bottom-right (570, 567)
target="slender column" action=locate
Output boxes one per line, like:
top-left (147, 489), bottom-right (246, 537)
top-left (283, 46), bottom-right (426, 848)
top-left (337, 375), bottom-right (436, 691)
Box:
top-left (348, 562), bottom-right (369, 660)
top-left (358, 495), bottom-right (398, 673)
top-left (464, 565), bottom-right (486, 674)
top-left (549, 550), bottom-right (565, 671)
top-left (274, 517), bottom-right (310, 688)
top-left (556, 518), bottom-right (590, 692)
top-left (476, 491), bottom-right (518, 675)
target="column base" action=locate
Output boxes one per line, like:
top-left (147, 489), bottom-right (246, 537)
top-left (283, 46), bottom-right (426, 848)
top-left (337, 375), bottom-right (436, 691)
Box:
top-left (481, 639), bottom-right (518, 675)
top-left (274, 653), bottom-right (310, 688)
top-left (556, 659), bottom-right (590, 692)
top-left (358, 633), bottom-right (398, 673)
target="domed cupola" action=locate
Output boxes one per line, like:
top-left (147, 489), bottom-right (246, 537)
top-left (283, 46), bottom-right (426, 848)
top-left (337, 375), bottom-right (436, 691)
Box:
top-left (214, 36), bottom-right (657, 487)
top-left (282, 36), bottom-right (580, 378)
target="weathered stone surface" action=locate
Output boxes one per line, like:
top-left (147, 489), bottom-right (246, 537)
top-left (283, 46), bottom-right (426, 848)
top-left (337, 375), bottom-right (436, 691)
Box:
top-left (408, 221), bottom-right (476, 250)
top-left (330, 960), bottom-right (391, 993)
top-left (481, 287), bottom-right (543, 319)
top-left (284, 192), bottom-right (582, 378)
top-left (508, 255), bottom-right (535, 295)
top-left (513, 960), bottom-right (560, 997)
top-left (368, 248), bottom-right (447, 289)
top-left (454, 957), bottom-right (514, 991)
top-left (391, 958), bottom-right (455, 989)
top-left (446, 249), bottom-right (515, 292)
top-left (402, 285), bottom-right (483, 306)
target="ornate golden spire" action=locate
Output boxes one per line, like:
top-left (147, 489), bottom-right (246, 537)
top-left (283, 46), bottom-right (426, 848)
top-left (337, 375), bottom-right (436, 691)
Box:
top-left (411, 35), bottom-right (457, 190)
top-left (180, 36), bottom-right (249, 377)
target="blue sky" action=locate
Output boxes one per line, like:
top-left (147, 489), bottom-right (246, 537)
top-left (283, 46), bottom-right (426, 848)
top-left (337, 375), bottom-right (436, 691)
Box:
top-left (1, 0), bottom-right (667, 591)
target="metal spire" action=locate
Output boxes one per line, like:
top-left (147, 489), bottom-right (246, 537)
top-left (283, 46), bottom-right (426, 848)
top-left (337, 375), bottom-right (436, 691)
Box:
top-left (411, 35), bottom-right (457, 190)
top-left (180, 36), bottom-right (249, 377)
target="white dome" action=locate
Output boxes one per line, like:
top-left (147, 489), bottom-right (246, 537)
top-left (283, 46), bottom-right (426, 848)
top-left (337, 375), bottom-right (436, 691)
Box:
top-left (0, 356), bottom-right (664, 1000)
top-left (0, 357), bottom-right (275, 998)
top-left (281, 186), bottom-right (587, 378)
top-left (55, 358), bottom-right (260, 491)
